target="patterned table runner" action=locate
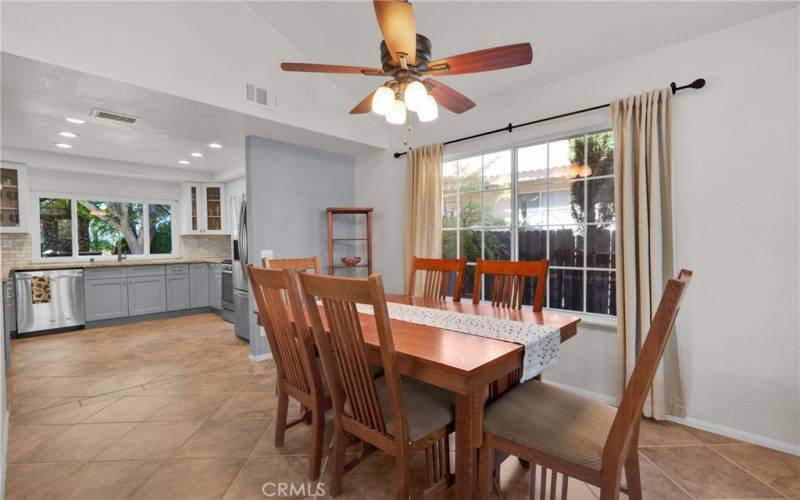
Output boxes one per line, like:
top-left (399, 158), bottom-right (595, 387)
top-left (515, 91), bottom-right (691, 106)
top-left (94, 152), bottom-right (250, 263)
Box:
top-left (355, 301), bottom-right (560, 382)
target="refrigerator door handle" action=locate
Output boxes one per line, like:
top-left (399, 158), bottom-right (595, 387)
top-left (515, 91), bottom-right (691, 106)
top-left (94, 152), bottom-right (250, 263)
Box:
top-left (238, 201), bottom-right (248, 279)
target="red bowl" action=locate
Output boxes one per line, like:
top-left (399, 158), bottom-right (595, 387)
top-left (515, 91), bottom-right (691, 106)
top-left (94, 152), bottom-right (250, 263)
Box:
top-left (340, 256), bottom-right (362, 267)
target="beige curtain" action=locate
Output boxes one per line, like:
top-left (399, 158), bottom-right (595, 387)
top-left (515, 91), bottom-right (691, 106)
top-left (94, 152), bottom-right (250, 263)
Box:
top-left (612, 89), bottom-right (680, 420)
top-left (404, 143), bottom-right (444, 295)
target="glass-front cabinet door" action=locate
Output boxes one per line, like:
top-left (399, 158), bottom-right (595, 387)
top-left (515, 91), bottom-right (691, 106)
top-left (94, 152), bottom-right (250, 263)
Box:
top-left (0, 163), bottom-right (28, 233)
top-left (203, 183), bottom-right (225, 234)
top-left (189, 184), bottom-right (200, 233)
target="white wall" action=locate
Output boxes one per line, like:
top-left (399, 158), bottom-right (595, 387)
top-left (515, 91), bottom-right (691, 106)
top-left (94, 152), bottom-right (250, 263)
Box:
top-left (356, 8), bottom-right (800, 452)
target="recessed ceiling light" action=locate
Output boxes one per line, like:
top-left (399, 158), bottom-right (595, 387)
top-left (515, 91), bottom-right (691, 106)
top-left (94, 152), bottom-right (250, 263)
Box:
top-left (59, 131), bottom-right (79, 138)
top-left (178, 160), bottom-right (190, 165)
top-left (65, 118), bottom-right (85, 124)
top-left (54, 143), bottom-right (72, 149)
top-left (190, 152), bottom-right (203, 157)
top-left (208, 143), bottom-right (222, 149)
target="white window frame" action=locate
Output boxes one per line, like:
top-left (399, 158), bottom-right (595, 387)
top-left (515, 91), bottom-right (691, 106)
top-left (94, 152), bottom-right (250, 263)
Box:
top-left (443, 127), bottom-right (618, 327)
top-left (31, 191), bottom-right (179, 263)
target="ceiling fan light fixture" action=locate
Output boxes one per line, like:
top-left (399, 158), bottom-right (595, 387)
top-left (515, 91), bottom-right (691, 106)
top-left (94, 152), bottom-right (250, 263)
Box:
top-left (386, 99), bottom-right (407, 125)
top-left (371, 86), bottom-right (395, 115)
top-left (404, 81), bottom-right (427, 112)
top-left (417, 94), bottom-right (438, 122)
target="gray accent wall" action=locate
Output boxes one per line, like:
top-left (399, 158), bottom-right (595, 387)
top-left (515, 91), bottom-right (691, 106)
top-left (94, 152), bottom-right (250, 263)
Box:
top-left (245, 136), bottom-right (356, 358)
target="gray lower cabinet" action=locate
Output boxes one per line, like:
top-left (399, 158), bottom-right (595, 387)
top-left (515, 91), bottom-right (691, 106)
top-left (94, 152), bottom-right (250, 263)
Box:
top-left (209, 264), bottom-right (222, 310)
top-left (85, 277), bottom-right (129, 321)
top-left (128, 275), bottom-right (167, 316)
top-left (166, 274), bottom-right (191, 311)
top-left (189, 263), bottom-right (210, 308)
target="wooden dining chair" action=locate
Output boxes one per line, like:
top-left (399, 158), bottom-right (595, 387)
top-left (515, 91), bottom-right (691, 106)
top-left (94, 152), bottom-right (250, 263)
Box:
top-left (407, 256), bottom-right (467, 302)
top-left (473, 258), bottom-right (549, 311)
top-left (477, 269), bottom-right (693, 500)
top-left (246, 264), bottom-right (331, 480)
top-left (299, 272), bottom-right (454, 500)
top-left (263, 255), bottom-right (321, 274)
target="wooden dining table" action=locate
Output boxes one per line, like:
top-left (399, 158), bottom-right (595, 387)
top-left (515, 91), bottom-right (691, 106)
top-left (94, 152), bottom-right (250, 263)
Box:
top-left (361, 294), bottom-right (580, 499)
top-left (258, 293), bottom-right (580, 499)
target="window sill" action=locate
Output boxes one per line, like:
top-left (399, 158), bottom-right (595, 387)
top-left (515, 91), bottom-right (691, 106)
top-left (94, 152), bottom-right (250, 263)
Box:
top-left (547, 309), bottom-right (618, 331)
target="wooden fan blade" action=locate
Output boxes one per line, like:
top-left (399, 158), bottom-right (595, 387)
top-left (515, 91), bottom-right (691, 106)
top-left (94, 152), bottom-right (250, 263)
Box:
top-left (350, 91), bottom-right (376, 114)
top-left (373, 0), bottom-right (417, 65)
top-left (281, 63), bottom-right (382, 75)
top-left (425, 79), bottom-right (475, 114)
top-left (424, 43), bottom-right (532, 76)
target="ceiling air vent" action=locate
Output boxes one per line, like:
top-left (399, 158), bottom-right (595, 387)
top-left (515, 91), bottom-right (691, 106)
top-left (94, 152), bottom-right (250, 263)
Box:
top-left (245, 83), bottom-right (278, 110)
top-left (90, 108), bottom-right (139, 124)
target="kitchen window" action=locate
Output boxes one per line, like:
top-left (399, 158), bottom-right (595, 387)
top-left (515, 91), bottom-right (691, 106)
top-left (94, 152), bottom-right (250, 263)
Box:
top-left (442, 130), bottom-right (617, 317)
top-left (34, 193), bottom-right (176, 261)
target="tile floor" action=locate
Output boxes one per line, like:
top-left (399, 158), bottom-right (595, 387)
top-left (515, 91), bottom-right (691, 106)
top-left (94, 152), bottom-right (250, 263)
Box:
top-left (6, 313), bottom-right (798, 499)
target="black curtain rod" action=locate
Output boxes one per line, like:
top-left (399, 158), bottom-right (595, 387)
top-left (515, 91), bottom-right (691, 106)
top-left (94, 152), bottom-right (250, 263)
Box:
top-left (393, 78), bottom-right (706, 159)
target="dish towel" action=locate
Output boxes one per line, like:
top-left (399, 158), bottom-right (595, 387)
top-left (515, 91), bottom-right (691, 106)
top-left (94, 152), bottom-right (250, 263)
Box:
top-left (31, 276), bottom-right (51, 304)
top-left (355, 302), bottom-right (561, 382)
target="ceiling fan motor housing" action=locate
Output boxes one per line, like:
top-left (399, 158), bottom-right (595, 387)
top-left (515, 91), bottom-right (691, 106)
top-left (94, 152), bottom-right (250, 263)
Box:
top-left (380, 34), bottom-right (432, 72)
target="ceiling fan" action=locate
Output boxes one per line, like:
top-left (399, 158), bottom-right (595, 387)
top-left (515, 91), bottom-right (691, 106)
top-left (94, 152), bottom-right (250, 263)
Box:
top-left (280, 0), bottom-right (533, 124)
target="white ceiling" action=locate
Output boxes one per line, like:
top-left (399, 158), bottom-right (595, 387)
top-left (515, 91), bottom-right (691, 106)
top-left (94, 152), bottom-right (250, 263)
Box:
top-left (1, 1), bottom-right (793, 175)
top-left (251, 1), bottom-right (792, 108)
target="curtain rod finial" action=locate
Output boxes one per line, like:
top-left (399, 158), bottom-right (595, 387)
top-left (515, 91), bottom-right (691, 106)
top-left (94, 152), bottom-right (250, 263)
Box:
top-left (691, 78), bottom-right (706, 89)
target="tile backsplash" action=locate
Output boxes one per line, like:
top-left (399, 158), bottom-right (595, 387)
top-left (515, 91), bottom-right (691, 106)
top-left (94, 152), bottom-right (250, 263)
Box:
top-left (179, 235), bottom-right (231, 260)
top-left (0, 233), bottom-right (231, 277)
top-left (1, 233), bottom-right (32, 277)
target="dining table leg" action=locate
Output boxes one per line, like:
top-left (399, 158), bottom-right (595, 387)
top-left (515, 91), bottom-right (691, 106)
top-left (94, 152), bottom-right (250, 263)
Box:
top-left (454, 386), bottom-right (488, 500)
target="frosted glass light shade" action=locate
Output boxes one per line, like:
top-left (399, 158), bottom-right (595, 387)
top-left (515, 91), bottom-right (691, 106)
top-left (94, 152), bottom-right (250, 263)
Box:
top-left (417, 95), bottom-right (438, 122)
top-left (371, 86), bottom-right (395, 115)
top-left (404, 81), bottom-right (427, 112)
top-left (386, 99), bottom-right (407, 124)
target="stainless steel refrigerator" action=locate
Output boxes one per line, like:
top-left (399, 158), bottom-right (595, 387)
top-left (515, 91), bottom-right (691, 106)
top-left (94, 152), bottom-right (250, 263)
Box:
top-left (232, 197), bottom-right (250, 342)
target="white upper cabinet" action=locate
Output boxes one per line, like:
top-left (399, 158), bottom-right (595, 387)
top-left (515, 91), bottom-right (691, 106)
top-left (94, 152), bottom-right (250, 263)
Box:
top-left (0, 163), bottom-right (29, 233)
top-left (180, 182), bottom-right (227, 235)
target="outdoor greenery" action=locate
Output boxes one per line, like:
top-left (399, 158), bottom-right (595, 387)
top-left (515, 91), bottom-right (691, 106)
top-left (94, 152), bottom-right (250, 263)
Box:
top-left (78, 201), bottom-right (143, 255)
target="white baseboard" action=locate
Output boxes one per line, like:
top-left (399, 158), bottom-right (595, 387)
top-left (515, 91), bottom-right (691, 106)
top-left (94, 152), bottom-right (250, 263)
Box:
top-left (249, 353), bottom-right (273, 362)
top-left (666, 415), bottom-right (800, 456)
top-left (542, 379), bottom-right (618, 406)
top-left (1, 409), bottom-right (9, 499)
top-left (543, 380), bottom-right (799, 457)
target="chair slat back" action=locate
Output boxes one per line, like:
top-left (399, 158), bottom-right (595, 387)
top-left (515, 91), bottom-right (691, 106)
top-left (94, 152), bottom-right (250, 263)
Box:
top-left (407, 256), bottom-right (467, 302)
top-left (603, 269), bottom-right (692, 471)
top-left (263, 256), bottom-right (321, 274)
top-left (247, 265), bottom-right (322, 398)
top-left (473, 258), bottom-right (549, 311)
top-left (300, 273), bottom-right (407, 444)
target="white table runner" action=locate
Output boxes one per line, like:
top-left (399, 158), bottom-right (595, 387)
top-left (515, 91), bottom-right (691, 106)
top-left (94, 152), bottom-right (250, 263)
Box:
top-left (355, 302), bottom-right (560, 382)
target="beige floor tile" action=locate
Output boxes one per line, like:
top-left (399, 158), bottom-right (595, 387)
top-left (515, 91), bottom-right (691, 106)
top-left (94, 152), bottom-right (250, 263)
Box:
top-left (96, 420), bottom-right (205, 460)
top-left (223, 456), bottom-right (318, 499)
top-left (212, 393), bottom-right (277, 420)
top-left (17, 397), bottom-right (119, 425)
top-left (638, 419), bottom-right (703, 447)
top-left (132, 457), bottom-right (245, 500)
top-left (74, 374), bottom-right (158, 397)
top-left (17, 422), bottom-right (138, 463)
top-left (637, 455), bottom-right (692, 498)
top-left (83, 395), bottom-right (174, 423)
top-left (16, 376), bottom-right (103, 397)
top-left (675, 423), bottom-right (744, 445)
top-left (250, 417), bottom-right (333, 458)
top-left (45, 459), bottom-right (164, 499)
top-left (239, 373), bottom-right (277, 393)
top-left (8, 396), bottom-right (69, 416)
top-left (642, 446), bottom-right (784, 498)
top-left (712, 444), bottom-right (800, 498)
top-left (7, 424), bottom-right (72, 463)
top-left (5, 462), bottom-right (82, 499)
top-left (147, 394), bottom-right (231, 421)
top-left (177, 419), bottom-right (269, 458)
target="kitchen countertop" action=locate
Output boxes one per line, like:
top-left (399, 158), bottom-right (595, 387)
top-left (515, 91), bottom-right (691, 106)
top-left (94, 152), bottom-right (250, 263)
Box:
top-left (9, 258), bottom-right (224, 274)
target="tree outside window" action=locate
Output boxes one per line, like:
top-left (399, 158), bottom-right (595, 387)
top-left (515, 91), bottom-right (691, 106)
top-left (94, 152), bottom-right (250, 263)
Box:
top-left (78, 201), bottom-right (144, 256)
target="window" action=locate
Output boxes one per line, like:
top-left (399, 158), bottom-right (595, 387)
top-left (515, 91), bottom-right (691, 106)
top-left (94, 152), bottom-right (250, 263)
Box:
top-left (34, 194), bottom-right (176, 260)
top-left (442, 130), bottom-right (616, 316)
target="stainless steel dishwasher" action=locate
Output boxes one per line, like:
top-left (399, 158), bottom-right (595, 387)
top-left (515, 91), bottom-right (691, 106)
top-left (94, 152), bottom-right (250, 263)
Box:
top-left (15, 269), bottom-right (85, 334)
